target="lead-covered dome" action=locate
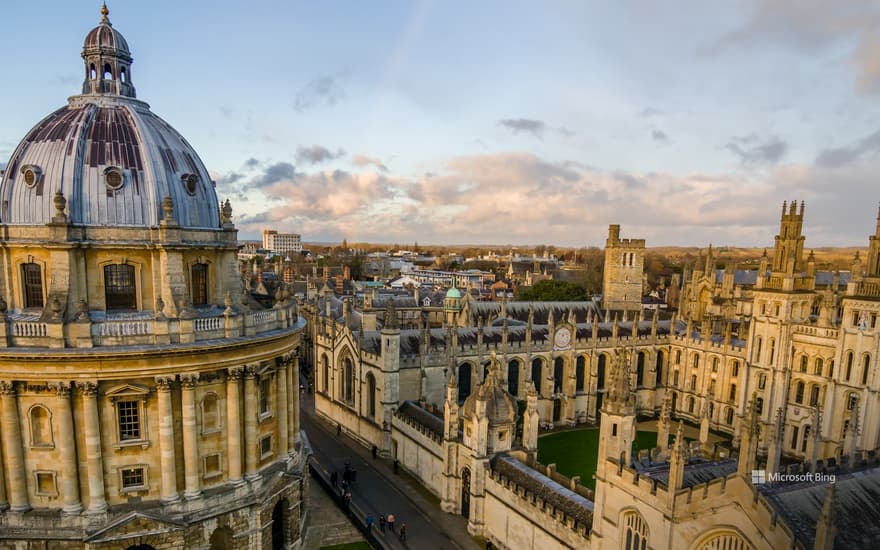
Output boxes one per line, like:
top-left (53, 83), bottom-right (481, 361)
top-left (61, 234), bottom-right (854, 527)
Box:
top-left (0, 5), bottom-right (220, 229)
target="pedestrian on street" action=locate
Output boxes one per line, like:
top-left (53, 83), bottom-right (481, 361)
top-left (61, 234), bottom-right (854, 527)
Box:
top-left (379, 515), bottom-right (386, 532)
top-left (330, 471), bottom-right (338, 487)
top-left (366, 514), bottom-right (374, 529)
top-left (343, 491), bottom-right (352, 507)
top-left (387, 513), bottom-right (396, 533)
top-left (486, 540), bottom-right (493, 550)
top-left (399, 522), bottom-right (407, 541)
top-left (337, 423), bottom-right (342, 437)
top-left (393, 459), bottom-right (399, 474)
top-left (371, 445), bottom-right (378, 459)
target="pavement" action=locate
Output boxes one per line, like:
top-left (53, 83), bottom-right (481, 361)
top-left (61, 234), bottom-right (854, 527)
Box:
top-left (302, 471), bottom-right (366, 550)
top-left (301, 391), bottom-right (480, 550)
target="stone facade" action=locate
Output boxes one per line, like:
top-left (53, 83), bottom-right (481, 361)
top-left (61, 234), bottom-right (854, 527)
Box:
top-left (305, 202), bottom-right (880, 549)
top-left (0, 7), bottom-right (308, 550)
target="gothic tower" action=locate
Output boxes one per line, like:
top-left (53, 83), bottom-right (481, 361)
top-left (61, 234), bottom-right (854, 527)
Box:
top-left (603, 224), bottom-right (645, 312)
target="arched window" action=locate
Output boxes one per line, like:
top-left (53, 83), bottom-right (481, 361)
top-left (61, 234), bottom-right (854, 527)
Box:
top-left (755, 397), bottom-right (764, 414)
top-left (622, 510), bottom-right (648, 550)
top-left (576, 356), bottom-right (586, 392)
top-left (692, 354), bottom-right (700, 369)
top-left (201, 393), bottom-right (220, 432)
top-left (729, 384), bottom-right (737, 402)
top-left (753, 337), bottom-right (762, 363)
top-left (365, 372), bottom-right (376, 419)
top-left (711, 357), bottom-right (719, 372)
top-left (845, 351), bottom-right (854, 381)
top-left (508, 359), bottom-right (520, 396)
top-left (862, 354), bottom-right (871, 385)
top-left (21, 262), bottom-right (44, 309)
top-left (725, 408), bottom-right (734, 425)
top-left (531, 358), bottom-right (543, 394)
top-left (815, 358), bottom-right (824, 376)
top-left (800, 355), bottom-right (808, 373)
top-left (794, 381), bottom-right (805, 404)
top-left (458, 363), bottom-right (472, 403)
top-left (597, 354), bottom-right (606, 390)
top-left (675, 350), bottom-right (681, 364)
top-left (321, 354), bottom-right (329, 393)
top-left (120, 66), bottom-right (127, 83)
top-left (636, 352), bottom-right (645, 387)
top-left (209, 526), bottom-right (234, 550)
top-left (828, 359), bottom-right (834, 378)
top-left (553, 357), bottom-right (564, 393)
top-left (687, 396), bottom-right (695, 414)
top-left (342, 357), bottom-right (354, 404)
top-left (29, 405), bottom-right (53, 447)
top-left (695, 530), bottom-right (753, 550)
top-left (809, 385), bottom-right (819, 406)
top-left (768, 339), bottom-right (776, 364)
top-left (104, 264), bottom-right (137, 310)
top-left (655, 351), bottom-right (665, 386)
top-left (89, 63), bottom-right (96, 80)
top-left (801, 425), bottom-right (810, 453)
top-left (191, 263), bottom-right (208, 306)
top-left (690, 374), bottom-right (697, 391)
top-left (103, 63), bottom-right (113, 80)
top-left (731, 360), bottom-right (739, 377)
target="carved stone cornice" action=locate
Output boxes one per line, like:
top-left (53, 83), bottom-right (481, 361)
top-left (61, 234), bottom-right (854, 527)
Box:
top-left (227, 367), bottom-right (245, 382)
top-left (51, 382), bottom-right (72, 399)
top-left (155, 376), bottom-right (175, 392)
top-left (243, 365), bottom-right (258, 379)
top-left (0, 380), bottom-right (17, 396)
top-left (179, 373), bottom-right (200, 389)
top-left (78, 381), bottom-right (98, 397)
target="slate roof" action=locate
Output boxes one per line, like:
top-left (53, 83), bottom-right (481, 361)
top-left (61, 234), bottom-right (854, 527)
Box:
top-left (711, 269), bottom-right (852, 287)
top-left (468, 301), bottom-right (602, 325)
top-left (759, 467), bottom-right (880, 550)
top-left (638, 458), bottom-right (738, 488)
top-left (490, 455), bottom-right (594, 526)
top-left (396, 400), bottom-right (444, 438)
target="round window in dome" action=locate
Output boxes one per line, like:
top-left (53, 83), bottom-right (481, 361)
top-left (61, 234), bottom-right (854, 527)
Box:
top-left (182, 173), bottom-right (199, 195)
top-left (20, 165), bottom-right (42, 188)
top-left (104, 167), bottom-right (124, 191)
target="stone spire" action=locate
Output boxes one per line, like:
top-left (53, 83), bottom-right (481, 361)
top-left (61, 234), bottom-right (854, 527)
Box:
top-left (444, 367), bottom-right (459, 441)
top-left (766, 407), bottom-right (784, 477)
top-left (813, 482), bottom-right (837, 550)
top-left (603, 348), bottom-right (635, 416)
top-left (668, 422), bottom-right (687, 496)
top-left (738, 393), bottom-right (761, 477)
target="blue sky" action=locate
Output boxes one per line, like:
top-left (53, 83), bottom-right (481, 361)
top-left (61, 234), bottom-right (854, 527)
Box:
top-left (2, 1), bottom-right (880, 246)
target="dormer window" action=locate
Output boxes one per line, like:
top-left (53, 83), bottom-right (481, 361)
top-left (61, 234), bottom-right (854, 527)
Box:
top-left (182, 173), bottom-right (199, 195)
top-left (104, 166), bottom-right (124, 191)
top-left (21, 262), bottom-right (44, 309)
top-left (20, 164), bottom-right (42, 188)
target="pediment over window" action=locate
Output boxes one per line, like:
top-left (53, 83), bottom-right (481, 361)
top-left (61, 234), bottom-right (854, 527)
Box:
top-left (105, 383), bottom-right (150, 401)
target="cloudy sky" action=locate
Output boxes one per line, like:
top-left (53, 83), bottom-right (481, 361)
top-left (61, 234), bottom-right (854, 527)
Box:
top-left (1, 1), bottom-right (880, 247)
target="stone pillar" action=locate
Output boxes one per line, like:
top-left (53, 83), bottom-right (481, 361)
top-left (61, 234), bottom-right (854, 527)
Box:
top-left (0, 381), bottom-right (29, 512)
top-left (243, 367), bottom-right (260, 481)
top-left (156, 376), bottom-right (179, 503)
top-left (276, 361), bottom-right (289, 459)
top-left (290, 352), bottom-right (301, 448)
top-left (54, 383), bottom-right (82, 514)
top-left (81, 382), bottom-right (106, 513)
top-left (180, 373), bottom-right (201, 499)
top-left (226, 368), bottom-right (244, 485)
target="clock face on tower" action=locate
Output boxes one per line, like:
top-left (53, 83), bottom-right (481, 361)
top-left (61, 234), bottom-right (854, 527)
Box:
top-left (554, 326), bottom-right (572, 349)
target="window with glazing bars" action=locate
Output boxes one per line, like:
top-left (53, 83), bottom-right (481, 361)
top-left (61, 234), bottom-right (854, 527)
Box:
top-left (117, 401), bottom-right (141, 440)
top-left (121, 467), bottom-right (144, 488)
top-left (191, 263), bottom-right (208, 305)
top-left (21, 263), bottom-right (43, 308)
top-left (104, 264), bottom-right (136, 310)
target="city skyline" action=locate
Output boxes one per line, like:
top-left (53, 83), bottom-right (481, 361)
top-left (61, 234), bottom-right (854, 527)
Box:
top-left (1, 1), bottom-right (879, 246)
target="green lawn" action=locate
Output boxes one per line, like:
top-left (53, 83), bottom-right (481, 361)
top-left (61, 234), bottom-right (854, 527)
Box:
top-left (537, 428), bottom-right (658, 490)
top-left (319, 543), bottom-right (372, 550)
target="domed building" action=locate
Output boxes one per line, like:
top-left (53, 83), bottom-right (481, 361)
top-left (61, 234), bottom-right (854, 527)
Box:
top-left (0, 6), bottom-right (307, 549)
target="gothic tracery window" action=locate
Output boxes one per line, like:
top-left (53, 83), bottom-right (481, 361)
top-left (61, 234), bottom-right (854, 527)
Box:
top-left (622, 511), bottom-right (648, 550)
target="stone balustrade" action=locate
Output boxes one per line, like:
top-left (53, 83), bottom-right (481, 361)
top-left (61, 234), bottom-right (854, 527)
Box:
top-left (0, 301), bottom-right (300, 348)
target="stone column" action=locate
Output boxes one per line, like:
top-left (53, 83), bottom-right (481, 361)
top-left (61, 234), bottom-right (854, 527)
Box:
top-left (0, 381), bottom-right (29, 512)
top-left (180, 373), bottom-right (201, 499)
top-left (54, 383), bottom-right (82, 514)
top-left (276, 361), bottom-right (289, 459)
top-left (290, 352), bottom-right (301, 448)
top-left (80, 382), bottom-right (106, 513)
top-left (156, 376), bottom-right (179, 503)
top-left (226, 368), bottom-right (244, 485)
top-left (243, 366), bottom-right (260, 481)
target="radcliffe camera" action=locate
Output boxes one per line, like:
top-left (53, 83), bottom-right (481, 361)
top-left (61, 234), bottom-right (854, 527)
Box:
top-left (0, 3), bottom-right (878, 550)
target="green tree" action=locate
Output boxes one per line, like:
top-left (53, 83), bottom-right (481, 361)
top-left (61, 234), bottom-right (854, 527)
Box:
top-left (517, 280), bottom-right (589, 301)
